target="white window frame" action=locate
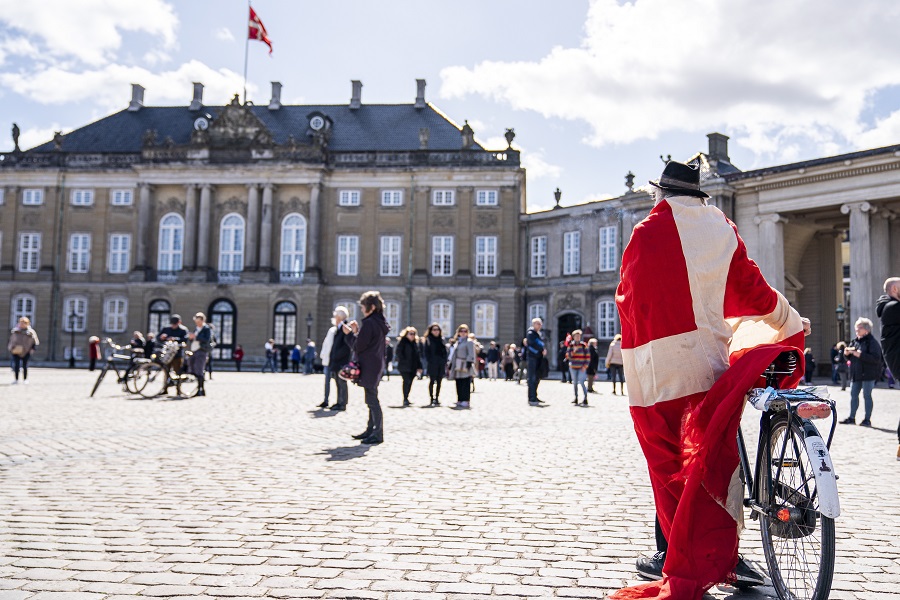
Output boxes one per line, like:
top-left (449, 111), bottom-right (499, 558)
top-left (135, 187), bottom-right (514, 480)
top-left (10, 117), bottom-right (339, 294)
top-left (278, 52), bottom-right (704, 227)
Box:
top-left (380, 235), bottom-right (402, 277)
top-left (338, 190), bottom-right (361, 206)
top-left (337, 235), bottom-right (359, 276)
top-left (108, 233), bottom-right (131, 274)
top-left (528, 302), bottom-right (546, 329)
top-left (64, 346), bottom-right (85, 361)
top-left (563, 231), bottom-right (581, 275)
top-left (18, 233), bottom-right (41, 273)
top-left (432, 236), bottom-right (454, 277)
top-left (381, 190), bottom-right (403, 206)
top-left (384, 301), bottom-right (401, 334)
top-left (475, 235), bottom-right (497, 277)
top-left (430, 301), bottom-right (453, 336)
top-left (64, 296), bottom-right (88, 332)
top-left (104, 296), bottom-right (128, 333)
top-left (335, 300), bottom-right (358, 321)
top-left (0, 188), bottom-right (5, 205)
top-left (218, 213), bottom-right (245, 273)
top-left (475, 189), bottom-right (498, 206)
top-left (597, 300), bottom-right (617, 340)
top-left (68, 233), bottom-right (91, 273)
top-left (473, 301), bottom-right (497, 339)
top-left (157, 213), bottom-right (184, 272)
top-left (71, 189), bottom-right (94, 206)
top-left (280, 213), bottom-right (307, 278)
top-left (599, 225), bottom-right (618, 272)
top-left (111, 189), bottom-right (134, 206)
top-left (530, 235), bottom-right (547, 278)
top-left (22, 188), bottom-right (43, 205)
top-left (432, 189), bottom-right (455, 206)
top-left (10, 293), bottom-right (36, 328)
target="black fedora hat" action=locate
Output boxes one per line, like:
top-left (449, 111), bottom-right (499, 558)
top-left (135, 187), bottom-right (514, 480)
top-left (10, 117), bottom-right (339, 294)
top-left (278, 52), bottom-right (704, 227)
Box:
top-left (649, 160), bottom-right (709, 199)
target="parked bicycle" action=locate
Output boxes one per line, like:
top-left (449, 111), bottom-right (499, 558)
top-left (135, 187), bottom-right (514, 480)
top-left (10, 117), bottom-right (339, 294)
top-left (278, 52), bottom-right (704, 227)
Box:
top-left (739, 352), bottom-right (839, 600)
top-left (133, 340), bottom-right (200, 398)
top-left (89, 338), bottom-right (149, 397)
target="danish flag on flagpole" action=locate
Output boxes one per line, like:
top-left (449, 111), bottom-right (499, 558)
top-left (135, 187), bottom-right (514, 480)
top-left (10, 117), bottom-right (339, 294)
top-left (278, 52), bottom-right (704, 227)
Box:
top-left (248, 6), bottom-right (272, 54)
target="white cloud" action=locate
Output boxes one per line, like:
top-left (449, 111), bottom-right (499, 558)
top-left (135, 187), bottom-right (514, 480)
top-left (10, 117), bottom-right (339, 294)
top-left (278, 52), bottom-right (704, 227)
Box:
top-left (439, 0), bottom-right (900, 159)
top-left (481, 135), bottom-right (562, 181)
top-left (14, 124), bottom-right (66, 152)
top-left (0, 0), bottom-right (178, 66)
top-left (215, 28), bottom-right (235, 42)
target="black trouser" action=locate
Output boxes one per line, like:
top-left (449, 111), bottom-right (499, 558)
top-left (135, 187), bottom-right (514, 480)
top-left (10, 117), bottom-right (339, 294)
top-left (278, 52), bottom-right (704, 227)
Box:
top-left (401, 372), bottom-right (415, 402)
top-left (429, 376), bottom-right (443, 401)
top-left (364, 386), bottom-right (383, 438)
top-left (89, 357), bottom-right (97, 371)
top-left (456, 376), bottom-right (471, 403)
top-left (504, 363), bottom-right (514, 380)
top-left (527, 357), bottom-right (541, 401)
top-left (655, 516), bottom-right (668, 552)
top-left (333, 369), bottom-right (348, 407)
top-left (12, 354), bottom-right (30, 380)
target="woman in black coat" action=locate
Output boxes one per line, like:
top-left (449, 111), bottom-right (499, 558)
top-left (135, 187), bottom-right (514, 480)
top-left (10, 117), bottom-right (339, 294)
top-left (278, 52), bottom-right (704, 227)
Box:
top-left (347, 291), bottom-right (390, 444)
top-left (395, 326), bottom-right (422, 406)
top-left (423, 323), bottom-right (448, 406)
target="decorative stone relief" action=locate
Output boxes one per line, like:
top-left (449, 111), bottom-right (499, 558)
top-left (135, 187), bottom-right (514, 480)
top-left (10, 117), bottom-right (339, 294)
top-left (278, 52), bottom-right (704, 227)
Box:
top-left (475, 213), bottom-right (497, 228)
top-left (432, 215), bottom-right (455, 227)
top-left (557, 293), bottom-right (583, 311)
top-left (165, 197), bottom-right (185, 212)
top-left (222, 196), bottom-right (244, 212)
top-left (22, 212), bottom-right (41, 226)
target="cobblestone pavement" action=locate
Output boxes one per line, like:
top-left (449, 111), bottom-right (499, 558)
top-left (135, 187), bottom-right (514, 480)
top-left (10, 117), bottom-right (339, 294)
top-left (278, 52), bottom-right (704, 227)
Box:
top-left (1, 369), bottom-right (898, 599)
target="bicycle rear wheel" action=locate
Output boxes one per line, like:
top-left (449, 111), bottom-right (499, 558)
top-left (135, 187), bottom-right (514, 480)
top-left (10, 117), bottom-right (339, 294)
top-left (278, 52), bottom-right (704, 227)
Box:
top-left (135, 363), bottom-right (167, 398)
top-left (175, 373), bottom-right (200, 398)
top-left (760, 414), bottom-right (835, 600)
top-left (90, 363), bottom-right (109, 397)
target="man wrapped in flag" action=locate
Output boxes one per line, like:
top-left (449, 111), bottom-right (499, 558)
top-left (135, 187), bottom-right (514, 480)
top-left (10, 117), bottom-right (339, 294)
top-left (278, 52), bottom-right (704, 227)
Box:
top-left (611, 160), bottom-right (809, 600)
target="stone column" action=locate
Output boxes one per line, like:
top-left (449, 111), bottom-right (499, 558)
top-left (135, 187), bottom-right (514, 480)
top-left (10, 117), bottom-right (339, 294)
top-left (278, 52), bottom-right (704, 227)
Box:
top-left (136, 183), bottom-right (152, 269)
top-left (307, 183), bottom-right (321, 271)
top-left (841, 202), bottom-right (875, 330)
top-left (870, 208), bottom-right (893, 339)
top-left (815, 231), bottom-right (842, 348)
top-left (246, 184), bottom-right (260, 269)
top-left (753, 213), bottom-right (787, 293)
top-left (197, 184), bottom-right (212, 270)
top-left (260, 183), bottom-right (274, 269)
top-left (183, 184), bottom-right (198, 270)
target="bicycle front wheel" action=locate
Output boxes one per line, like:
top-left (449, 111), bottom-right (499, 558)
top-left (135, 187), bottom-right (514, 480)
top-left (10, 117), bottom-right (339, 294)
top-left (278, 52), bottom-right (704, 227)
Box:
top-left (135, 363), bottom-right (167, 398)
top-left (176, 373), bottom-right (200, 398)
top-left (759, 414), bottom-right (835, 600)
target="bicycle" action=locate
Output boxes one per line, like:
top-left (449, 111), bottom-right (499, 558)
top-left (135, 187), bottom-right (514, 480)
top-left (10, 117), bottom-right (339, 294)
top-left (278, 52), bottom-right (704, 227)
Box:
top-left (90, 338), bottom-right (149, 397)
top-left (133, 340), bottom-right (200, 399)
top-left (738, 352), bottom-right (839, 600)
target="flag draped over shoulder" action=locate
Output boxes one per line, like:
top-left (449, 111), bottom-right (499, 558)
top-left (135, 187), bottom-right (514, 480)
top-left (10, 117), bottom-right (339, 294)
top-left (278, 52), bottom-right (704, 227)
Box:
top-left (249, 6), bottom-right (272, 54)
top-left (610, 196), bottom-right (805, 600)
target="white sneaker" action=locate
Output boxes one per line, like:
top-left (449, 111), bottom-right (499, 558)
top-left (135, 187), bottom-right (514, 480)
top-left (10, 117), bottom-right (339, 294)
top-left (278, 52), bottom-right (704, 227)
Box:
top-left (11, 380), bottom-right (18, 385)
top-left (22, 380), bottom-right (28, 385)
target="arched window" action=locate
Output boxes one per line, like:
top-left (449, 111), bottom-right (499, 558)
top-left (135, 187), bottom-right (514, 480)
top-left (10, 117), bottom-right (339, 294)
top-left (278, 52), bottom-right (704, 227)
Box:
top-left (429, 300), bottom-right (453, 337)
top-left (597, 300), bottom-right (617, 339)
top-left (209, 299), bottom-right (236, 360)
top-left (219, 213), bottom-right (245, 279)
top-left (147, 299), bottom-right (171, 335)
top-left (473, 301), bottom-right (497, 339)
top-left (384, 301), bottom-right (401, 334)
top-left (10, 293), bottom-right (36, 328)
top-left (273, 301), bottom-right (297, 346)
top-left (157, 213), bottom-right (184, 273)
top-left (104, 296), bottom-right (128, 333)
top-left (280, 213), bottom-right (306, 281)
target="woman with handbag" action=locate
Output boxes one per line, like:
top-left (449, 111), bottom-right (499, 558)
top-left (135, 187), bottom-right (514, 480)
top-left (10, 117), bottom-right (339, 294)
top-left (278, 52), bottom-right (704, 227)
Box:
top-left (347, 291), bottom-right (390, 444)
top-left (423, 323), bottom-right (448, 406)
top-left (187, 312), bottom-right (212, 396)
top-left (448, 324), bottom-right (476, 409)
top-left (8, 317), bottom-right (39, 385)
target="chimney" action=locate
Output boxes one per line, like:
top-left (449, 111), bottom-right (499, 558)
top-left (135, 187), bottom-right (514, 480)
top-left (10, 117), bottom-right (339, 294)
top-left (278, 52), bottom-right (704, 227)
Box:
top-left (414, 79), bottom-right (426, 109)
top-left (128, 83), bottom-right (145, 112)
top-left (268, 81), bottom-right (282, 110)
top-left (707, 132), bottom-right (730, 163)
top-left (349, 80), bottom-right (362, 110)
top-left (189, 82), bottom-right (204, 111)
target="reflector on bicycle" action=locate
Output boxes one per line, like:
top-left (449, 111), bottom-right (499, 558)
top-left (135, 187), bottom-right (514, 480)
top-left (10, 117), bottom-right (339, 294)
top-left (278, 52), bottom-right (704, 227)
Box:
top-left (796, 401), bottom-right (832, 420)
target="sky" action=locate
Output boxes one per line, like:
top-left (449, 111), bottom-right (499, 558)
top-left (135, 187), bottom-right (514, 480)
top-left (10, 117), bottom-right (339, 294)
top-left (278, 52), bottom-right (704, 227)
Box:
top-left (3, 0), bottom-right (900, 211)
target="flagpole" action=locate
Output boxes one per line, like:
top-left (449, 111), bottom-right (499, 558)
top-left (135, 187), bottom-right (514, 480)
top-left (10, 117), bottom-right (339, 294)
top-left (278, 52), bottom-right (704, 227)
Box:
top-left (243, 0), bottom-right (250, 103)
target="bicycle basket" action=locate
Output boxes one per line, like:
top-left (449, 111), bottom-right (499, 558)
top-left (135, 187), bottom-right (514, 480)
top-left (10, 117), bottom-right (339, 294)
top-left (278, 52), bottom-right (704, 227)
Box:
top-left (158, 341), bottom-right (181, 366)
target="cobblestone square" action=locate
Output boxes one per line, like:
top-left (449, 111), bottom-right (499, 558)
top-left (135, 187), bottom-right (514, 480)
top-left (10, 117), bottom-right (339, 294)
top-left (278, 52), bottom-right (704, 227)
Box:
top-left (1, 369), bottom-right (898, 599)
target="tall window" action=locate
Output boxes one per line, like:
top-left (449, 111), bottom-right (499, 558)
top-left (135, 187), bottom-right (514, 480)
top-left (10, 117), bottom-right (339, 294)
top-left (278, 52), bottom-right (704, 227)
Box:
top-left (599, 226), bottom-right (618, 272)
top-left (563, 231), bottom-right (580, 275)
top-left (381, 190), bottom-right (403, 206)
top-left (597, 300), bottom-right (617, 339)
top-left (280, 213), bottom-right (307, 279)
top-left (64, 296), bottom-right (88, 332)
top-left (147, 299), bottom-right (171, 335)
top-left (473, 302), bottom-right (497, 339)
top-left (209, 299), bottom-right (236, 360)
top-left (104, 297), bottom-right (128, 332)
top-left (108, 234), bottom-right (131, 274)
top-left (18, 233), bottom-right (41, 272)
top-left (384, 301), bottom-right (401, 334)
top-left (430, 301), bottom-right (453, 335)
top-left (68, 233), bottom-right (91, 273)
top-left (336, 301), bottom-right (358, 321)
top-left (432, 236), bottom-right (454, 276)
top-left (157, 213), bottom-right (184, 272)
top-left (432, 189), bottom-right (455, 206)
top-left (475, 236), bottom-right (497, 277)
top-left (71, 189), bottom-right (94, 206)
top-left (475, 190), bottom-right (498, 206)
top-left (530, 235), bottom-right (547, 277)
top-left (528, 302), bottom-right (546, 328)
top-left (337, 235), bottom-right (359, 276)
top-left (339, 190), bottom-right (361, 206)
top-left (22, 188), bottom-right (43, 205)
top-left (273, 301), bottom-right (297, 346)
top-left (218, 213), bottom-right (245, 273)
top-left (10, 294), bottom-right (36, 328)
top-left (380, 236), bottom-right (402, 277)
top-left (111, 189), bottom-right (134, 206)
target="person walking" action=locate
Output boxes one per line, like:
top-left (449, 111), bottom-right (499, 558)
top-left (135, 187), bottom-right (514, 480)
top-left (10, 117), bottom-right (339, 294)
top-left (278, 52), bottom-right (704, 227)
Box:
top-left (304, 341), bottom-right (316, 374)
top-left (586, 338), bottom-right (600, 393)
top-left (396, 327), bottom-right (422, 406)
top-left (261, 339), bottom-right (277, 373)
top-left (840, 317), bottom-right (883, 427)
top-left (423, 323), bottom-right (448, 406)
top-left (8, 317), bottom-right (39, 385)
top-left (321, 323), bottom-right (337, 408)
top-left (232, 344), bottom-right (244, 372)
top-left (525, 318), bottom-right (547, 405)
top-left (290, 345), bottom-right (301, 373)
top-left (804, 347), bottom-right (816, 384)
top-left (605, 333), bottom-right (625, 395)
top-left (448, 324), bottom-right (476, 409)
top-left (326, 307), bottom-right (352, 411)
top-left (486, 341), bottom-right (500, 381)
top-left (875, 277), bottom-right (900, 459)
top-left (567, 329), bottom-right (591, 405)
top-left (348, 291), bottom-right (390, 444)
top-left (88, 336), bottom-right (101, 371)
top-left (186, 312), bottom-right (212, 396)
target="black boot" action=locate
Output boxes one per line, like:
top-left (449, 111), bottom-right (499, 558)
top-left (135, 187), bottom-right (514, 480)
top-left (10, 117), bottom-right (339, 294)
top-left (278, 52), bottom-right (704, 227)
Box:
top-left (352, 430), bottom-right (373, 440)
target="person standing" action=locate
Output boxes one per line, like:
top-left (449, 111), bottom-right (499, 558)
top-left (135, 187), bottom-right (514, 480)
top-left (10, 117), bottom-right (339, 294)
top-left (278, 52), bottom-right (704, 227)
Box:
top-left (321, 323), bottom-right (337, 407)
top-left (396, 327), bottom-right (422, 406)
top-left (486, 341), bottom-right (500, 381)
top-left (449, 324), bottom-right (475, 409)
top-left (829, 343), bottom-right (840, 384)
top-left (804, 347), bottom-right (816, 384)
top-left (558, 341), bottom-right (570, 383)
top-left (187, 312), bottom-right (212, 396)
top-left (232, 344), bottom-right (244, 372)
top-left (348, 291), bottom-right (390, 444)
top-left (304, 341), bottom-right (317, 374)
top-left (423, 323), bottom-right (448, 406)
top-left (586, 338), bottom-right (600, 393)
top-left (158, 315), bottom-right (189, 392)
top-left (840, 317), bottom-right (883, 427)
top-left (605, 334), bottom-right (625, 395)
top-left (383, 338), bottom-right (394, 381)
top-left (326, 307), bottom-right (352, 411)
top-left (834, 342), bottom-right (849, 390)
top-left (526, 319), bottom-right (546, 404)
top-left (567, 330), bottom-right (591, 405)
top-left (262, 339), bottom-right (276, 373)
top-left (8, 317), bottom-right (39, 385)
top-left (88, 336), bottom-right (101, 371)
top-left (875, 277), bottom-right (900, 460)
top-left (279, 344), bottom-right (289, 373)
top-left (290, 345), bottom-right (301, 373)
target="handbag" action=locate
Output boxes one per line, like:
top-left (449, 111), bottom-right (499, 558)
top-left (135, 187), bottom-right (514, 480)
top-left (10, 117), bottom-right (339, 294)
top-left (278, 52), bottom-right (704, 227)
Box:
top-left (339, 351), bottom-right (361, 383)
top-left (11, 345), bottom-right (25, 357)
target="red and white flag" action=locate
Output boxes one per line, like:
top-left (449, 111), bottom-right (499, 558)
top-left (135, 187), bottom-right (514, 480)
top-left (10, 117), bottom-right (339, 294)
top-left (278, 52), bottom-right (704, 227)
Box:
top-left (248, 6), bottom-right (272, 54)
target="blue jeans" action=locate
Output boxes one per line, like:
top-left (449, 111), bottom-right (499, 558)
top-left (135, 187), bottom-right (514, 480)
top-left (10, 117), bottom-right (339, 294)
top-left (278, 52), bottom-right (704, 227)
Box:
top-left (262, 356), bottom-right (276, 373)
top-left (527, 357), bottom-right (541, 402)
top-left (570, 368), bottom-right (587, 400)
top-left (849, 379), bottom-right (875, 421)
top-left (323, 365), bottom-right (331, 403)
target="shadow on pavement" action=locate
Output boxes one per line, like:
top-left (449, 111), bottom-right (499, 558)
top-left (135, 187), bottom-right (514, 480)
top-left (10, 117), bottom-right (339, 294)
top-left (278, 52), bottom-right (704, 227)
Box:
top-left (308, 409), bottom-right (340, 418)
top-left (317, 445), bottom-right (370, 461)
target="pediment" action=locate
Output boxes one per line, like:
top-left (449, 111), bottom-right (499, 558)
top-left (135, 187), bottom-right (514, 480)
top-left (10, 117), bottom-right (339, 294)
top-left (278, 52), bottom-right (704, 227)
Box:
top-left (206, 95), bottom-right (274, 148)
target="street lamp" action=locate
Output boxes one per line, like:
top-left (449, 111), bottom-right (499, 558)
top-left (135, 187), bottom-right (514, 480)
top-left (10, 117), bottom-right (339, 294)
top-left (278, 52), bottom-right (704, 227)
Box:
top-left (835, 304), bottom-right (846, 342)
top-left (68, 311), bottom-right (77, 368)
top-left (306, 312), bottom-right (313, 341)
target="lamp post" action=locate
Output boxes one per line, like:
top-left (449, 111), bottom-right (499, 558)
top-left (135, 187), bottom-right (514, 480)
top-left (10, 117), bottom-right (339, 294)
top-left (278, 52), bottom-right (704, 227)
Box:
top-left (68, 311), bottom-right (77, 368)
top-left (306, 312), bottom-right (313, 341)
top-left (835, 304), bottom-right (846, 343)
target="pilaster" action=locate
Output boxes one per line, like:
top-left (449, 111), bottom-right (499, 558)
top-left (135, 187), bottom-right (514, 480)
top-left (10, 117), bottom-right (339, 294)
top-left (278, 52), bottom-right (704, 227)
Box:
top-left (753, 213), bottom-right (787, 293)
